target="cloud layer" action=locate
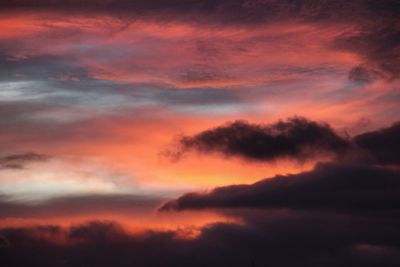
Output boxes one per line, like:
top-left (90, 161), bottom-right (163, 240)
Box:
top-left (354, 121), bottom-right (400, 165)
top-left (2, 212), bottom-right (400, 267)
top-left (160, 162), bottom-right (400, 212)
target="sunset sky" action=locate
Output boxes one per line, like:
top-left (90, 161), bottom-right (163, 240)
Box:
top-left (1, 1), bottom-right (399, 266)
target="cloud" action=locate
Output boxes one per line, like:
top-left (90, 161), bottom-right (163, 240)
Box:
top-left (0, 152), bottom-right (50, 169)
top-left (0, 53), bottom-right (90, 82)
top-left (1, 1), bottom-right (398, 82)
top-left (1, 213), bottom-right (400, 267)
top-left (348, 65), bottom-right (378, 83)
top-left (154, 119), bottom-right (400, 265)
top-left (177, 68), bottom-right (228, 84)
top-left (67, 221), bottom-right (129, 244)
top-left (2, 147), bottom-right (400, 266)
top-left (0, 2), bottom-right (399, 265)
top-left (0, 0), bottom-right (396, 22)
top-left (354, 121), bottom-right (400, 165)
top-left (335, 22), bottom-right (400, 80)
top-left (165, 118), bottom-right (400, 165)
top-left (0, 193), bottom-right (163, 218)
top-left (159, 163), bottom-right (400, 213)
top-left (166, 117), bottom-right (351, 162)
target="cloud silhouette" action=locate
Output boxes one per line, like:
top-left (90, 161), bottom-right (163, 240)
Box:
top-left (2, 214), bottom-right (400, 267)
top-left (354, 121), bottom-right (400, 165)
top-left (160, 163), bottom-right (400, 213)
top-left (166, 117), bottom-right (351, 162)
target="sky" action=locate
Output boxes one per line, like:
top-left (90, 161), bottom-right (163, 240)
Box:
top-left (0, 1), bottom-right (399, 266)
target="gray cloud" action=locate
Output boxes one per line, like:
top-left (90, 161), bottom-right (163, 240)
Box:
top-left (0, 193), bottom-right (163, 218)
top-left (0, 152), bottom-right (51, 169)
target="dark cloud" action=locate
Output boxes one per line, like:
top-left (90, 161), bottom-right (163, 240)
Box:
top-left (154, 157), bottom-right (400, 266)
top-left (354, 121), bottom-right (400, 165)
top-left (1, 212), bottom-right (400, 267)
top-left (166, 117), bottom-right (351, 162)
top-left (0, 0), bottom-right (397, 23)
top-left (0, 152), bottom-right (50, 169)
top-left (2, 157), bottom-right (400, 266)
top-left (160, 163), bottom-right (400, 213)
top-left (67, 221), bottom-right (129, 244)
top-left (166, 118), bottom-right (400, 165)
top-left (155, 119), bottom-right (400, 265)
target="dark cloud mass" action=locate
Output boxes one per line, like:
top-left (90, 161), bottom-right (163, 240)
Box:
top-left (152, 120), bottom-right (400, 266)
top-left (2, 212), bottom-right (400, 267)
top-left (168, 118), bottom-right (400, 165)
top-left (160, 163), bottom-right (400, 212)
top-left (354, 121), bottom-right (400, 165)
top-left (168, 117), bottom-right (351, 162)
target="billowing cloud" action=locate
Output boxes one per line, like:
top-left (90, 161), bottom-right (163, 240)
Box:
top-left (166, 117), bottom-right (351, 162)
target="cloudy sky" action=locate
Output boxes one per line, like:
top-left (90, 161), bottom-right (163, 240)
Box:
top-left (0, 1), bottom-right (399, 266)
